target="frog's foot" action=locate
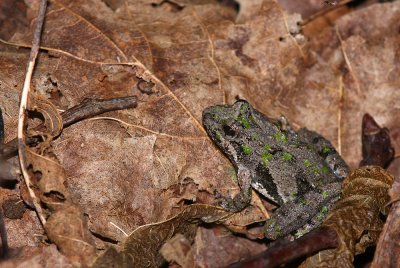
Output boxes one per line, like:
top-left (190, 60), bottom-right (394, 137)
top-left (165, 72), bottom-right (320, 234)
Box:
top-left (215, 189), bottom-right (251, 212)
top-left (216, 166), bottom-right (253, 212)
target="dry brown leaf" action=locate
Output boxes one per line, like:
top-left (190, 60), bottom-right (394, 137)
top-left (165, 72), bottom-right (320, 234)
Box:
top-left (371, 166), bottom-right (400, 267)
top-left (302, 2), bottom-right (400, 168)
top-left (0, 244), bottom-right (73, 268)
top-left (92, 204), bottom-right (230, 267)
top-left (20, 95), bottom-right (97, 265)
top-left (0, 0), bottom-right (399, 265)
top-left (160, 233), bottom-right (194, 268)
top-left (0, 188), bottom-right (42, 250)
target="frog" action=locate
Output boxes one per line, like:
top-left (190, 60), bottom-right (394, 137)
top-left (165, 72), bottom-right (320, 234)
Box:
top-left (202, 100), bottom-right (349, 239)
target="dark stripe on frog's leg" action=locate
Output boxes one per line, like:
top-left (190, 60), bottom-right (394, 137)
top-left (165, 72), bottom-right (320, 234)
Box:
top-left (295, 171), bottom-right (314, 199)
top-left (252, 163), bottom-right (284, 205)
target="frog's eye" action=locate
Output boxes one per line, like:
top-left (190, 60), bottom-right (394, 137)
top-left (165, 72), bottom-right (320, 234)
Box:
top-left (223, 124), bottom-right (236, 137)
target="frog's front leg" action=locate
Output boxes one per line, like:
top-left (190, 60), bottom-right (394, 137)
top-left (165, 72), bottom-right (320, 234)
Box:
top-left (264, 182), bottom-right (341, 240)
top-left (218, 165), bottom-right (253, 212)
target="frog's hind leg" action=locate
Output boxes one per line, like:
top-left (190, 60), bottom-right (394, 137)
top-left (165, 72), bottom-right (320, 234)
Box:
top-left (264, 183), bottom-right (341, 240)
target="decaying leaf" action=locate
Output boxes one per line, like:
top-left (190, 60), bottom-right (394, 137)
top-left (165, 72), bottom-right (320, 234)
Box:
top-left (370, 168), bottom-right (400, 268)
top-left (0, 244), bottom-right (73, 268)
top-left (160, 233), bottom-right (194, 268)
top-left (92, 204), bottom-right (231, 267)
top-left (22, 95), bottom-right (96, 265)
top-left (27, 94), bottom-right (63, 140)
top-left (302, 166), bottom-right (394, 267)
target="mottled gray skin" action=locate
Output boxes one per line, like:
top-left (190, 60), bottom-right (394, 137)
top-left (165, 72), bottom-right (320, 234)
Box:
top-left (202, 100), bottom-right (349, 239)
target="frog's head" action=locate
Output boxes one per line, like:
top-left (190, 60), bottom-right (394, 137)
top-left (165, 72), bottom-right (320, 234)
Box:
top-left (202, 100), bottom-right (254, 147)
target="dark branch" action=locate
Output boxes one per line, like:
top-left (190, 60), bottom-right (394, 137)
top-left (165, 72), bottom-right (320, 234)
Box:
top-left (228, 227), bottom-right (338, 268)
top-left (61, 96), bottom-right (137, 127)
top-left (1, 96), bottom-right (138, 159)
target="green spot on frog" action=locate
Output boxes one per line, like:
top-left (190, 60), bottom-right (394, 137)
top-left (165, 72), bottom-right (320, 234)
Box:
top-left (310, 167), bottom-right (320, 175)
top-left (236, 102), bottom-right (252, 128)
top-left (320, 206), bottom-right (328, 214)
top-left (237, 114), bottom-right (251, 129)
top-left (321, 166), bottom-right (330, 174)
top-left (322, 146), bottom-right (331, 154)
top-left (215, 131), bottom-right (222, 142)
top-left (261, 154), bottom-right (273, 167)
top-left (273, 132), bottom-right (288, 143)
top-left (241, 144), bottom-right (253, 155)
top-left (282, 152), bottom-right (293, 161)
top-left (316, 205), bottom-right (329, 221)
top-left (264, 144), bottom-right (271, 151)
top-left (322, 191), bottom-right (329, 198)
top-left (261, 148), bottom-right (273, 167)
top-left (240, 102), bottom-right (248, 114)
top-left (274, 224), bottom-right (282, 236)
top-left (304, 159), bottom-right (312, 167)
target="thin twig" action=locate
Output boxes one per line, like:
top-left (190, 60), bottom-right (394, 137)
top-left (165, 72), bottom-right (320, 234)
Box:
top-left (17, 0), bottom-right (48, 226)
top-left (2, 96), bottom-right (137, 159)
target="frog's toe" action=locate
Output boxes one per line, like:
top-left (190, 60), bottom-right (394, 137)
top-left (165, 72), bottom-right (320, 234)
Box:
top-left (214, 190), bottom-right (251, 212)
